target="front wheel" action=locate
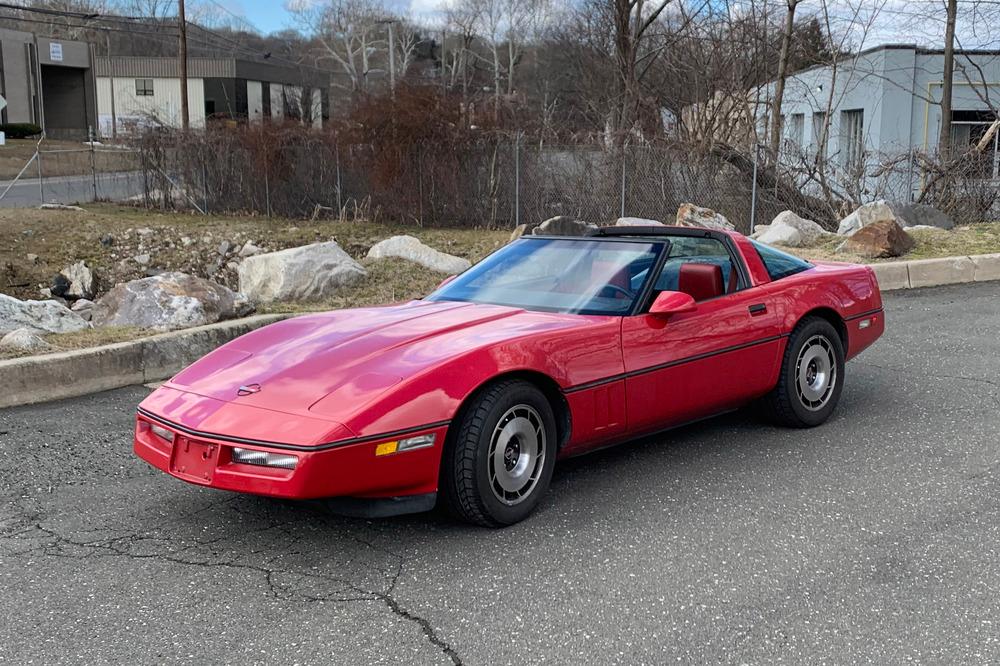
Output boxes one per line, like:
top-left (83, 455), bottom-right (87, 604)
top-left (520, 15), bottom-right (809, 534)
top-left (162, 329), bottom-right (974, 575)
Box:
top-left (762, 317), bottom-right (845, 428)
top-left (440, 379), bottom-right (557, 527)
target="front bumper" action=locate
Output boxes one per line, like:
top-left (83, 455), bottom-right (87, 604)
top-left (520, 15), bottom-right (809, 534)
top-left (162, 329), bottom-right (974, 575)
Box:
top-left (134, 411), bottom-right (448, 503)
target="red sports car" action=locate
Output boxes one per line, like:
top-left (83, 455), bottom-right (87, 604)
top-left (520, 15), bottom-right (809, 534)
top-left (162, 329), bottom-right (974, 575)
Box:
top-left (135, 226), bottom-right (884, 526)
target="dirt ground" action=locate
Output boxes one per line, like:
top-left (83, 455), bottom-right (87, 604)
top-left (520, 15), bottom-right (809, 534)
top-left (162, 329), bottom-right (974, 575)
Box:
top-left (0, 203), bottom-right (508, 305)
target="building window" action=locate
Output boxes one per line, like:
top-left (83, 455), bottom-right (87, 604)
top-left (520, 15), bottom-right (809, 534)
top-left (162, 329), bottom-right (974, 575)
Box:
top-left (135, 79), bottom-right (154, 96)
top-left (812, 112), bottom-right (828, 161)
top-left (950, 110), bottom-right (999, 178)
top-left (840, 109), bottom-right (864, 170)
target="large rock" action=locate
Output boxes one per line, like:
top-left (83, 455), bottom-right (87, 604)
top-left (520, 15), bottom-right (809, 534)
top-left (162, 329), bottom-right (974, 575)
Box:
top-left (886, 202), bottom-right (955, 231)
top-left (675, 203), bottom-right (735, 231)
top-left (842, 219), bottom-right (915, 258)
top-left (238, 241), bottom-right (366, 303)
top-left (532, 216), bottom-right (597, 236)
top-left (0, 294), bottom-right (90, 334)
top-left (510, 221), bottom-right (542, 241)
top-left (367, 235), bottom-right (472, 274)
top-left (837, 201), bottom-right (897, 236)
top-left (0, 328), bottom-right (52, 352)
top-left (755, 210), bottom-right (830, 247)
top-left (92, 272), bottom-right (253, 331)
top-left (615, 217), bottom-right (664, 226)
top-left (55, 260), bottom-right (96, 300)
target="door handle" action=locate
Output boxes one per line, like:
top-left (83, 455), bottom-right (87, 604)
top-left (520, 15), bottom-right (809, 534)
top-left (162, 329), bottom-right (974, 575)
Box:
top-left (749, 303), bottom-right (767, 316)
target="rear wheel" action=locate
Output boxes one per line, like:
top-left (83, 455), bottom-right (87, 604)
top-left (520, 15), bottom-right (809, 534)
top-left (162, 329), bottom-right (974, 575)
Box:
top-left (762, 317), bottom-right (845, 427)
top-left (440, 379), bottom-right (557, 527)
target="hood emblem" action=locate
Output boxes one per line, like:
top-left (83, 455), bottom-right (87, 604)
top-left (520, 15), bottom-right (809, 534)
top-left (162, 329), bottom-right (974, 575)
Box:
top-left (237, 383), bottom-right (262, 396)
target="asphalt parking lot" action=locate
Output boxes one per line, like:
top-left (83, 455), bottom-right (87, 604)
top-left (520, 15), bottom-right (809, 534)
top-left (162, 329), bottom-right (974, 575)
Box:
top-left (2, 281), bottom-right (999, 664)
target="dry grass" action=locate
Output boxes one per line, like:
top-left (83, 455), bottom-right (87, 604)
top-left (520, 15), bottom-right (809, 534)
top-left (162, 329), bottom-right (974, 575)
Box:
top-left (787, 224), bottom-right (1000, 264)
top-left (0, 204), bottom-right (509, 358)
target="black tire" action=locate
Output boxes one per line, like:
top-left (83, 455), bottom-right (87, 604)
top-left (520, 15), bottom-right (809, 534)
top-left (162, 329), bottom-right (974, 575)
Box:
top-left (762, 316), bottom-right (845, 428)
top-left (440, 379), bottom-right (557, 527)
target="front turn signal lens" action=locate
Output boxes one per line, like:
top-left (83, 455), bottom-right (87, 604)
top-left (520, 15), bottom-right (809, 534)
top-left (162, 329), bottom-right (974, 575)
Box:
top-left (375, 434), bottom-right (436, 457)
top-left (231, 447), bottom-right (298, 470)
top-left (149, 423), bottom-right (175, 443)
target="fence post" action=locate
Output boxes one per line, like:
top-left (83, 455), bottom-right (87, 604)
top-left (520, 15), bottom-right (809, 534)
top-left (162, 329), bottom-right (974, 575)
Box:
top-left (335, 140), bottom-right (343, 213)
top-left (89, 126), bottom-right (98, 202)
top-left (514, 133), bottom-right (521, 228)
top-left (36, 148), bottom-right (43, 205)
top-left (749, 143), bottom-right (760, 233)
top-left (905, 147), bottom-right (915, 202)
top-left (620, 145), bottom-right (627, 218)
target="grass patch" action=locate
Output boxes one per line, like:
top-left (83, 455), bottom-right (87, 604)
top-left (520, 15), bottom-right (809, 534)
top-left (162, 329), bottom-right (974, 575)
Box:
top-left (787, 223), bottom-right (1000, 264)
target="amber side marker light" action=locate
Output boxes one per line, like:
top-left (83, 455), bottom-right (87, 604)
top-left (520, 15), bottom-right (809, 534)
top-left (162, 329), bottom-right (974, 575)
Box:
top-left (375, 434), bottom-right (436, 457)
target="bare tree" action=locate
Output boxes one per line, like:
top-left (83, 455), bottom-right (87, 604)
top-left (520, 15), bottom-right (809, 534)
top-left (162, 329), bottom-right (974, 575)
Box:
top-left (294, 0), bottom-right (387, 92)
top-left (767, 0), bottom-right (801, 160)
top-left (937, 0), bottom-right (958, 158)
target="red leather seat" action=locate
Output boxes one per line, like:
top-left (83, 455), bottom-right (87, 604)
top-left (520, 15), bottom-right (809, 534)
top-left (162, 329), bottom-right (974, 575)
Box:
top-left (678, 263), bottom-right (724, 302)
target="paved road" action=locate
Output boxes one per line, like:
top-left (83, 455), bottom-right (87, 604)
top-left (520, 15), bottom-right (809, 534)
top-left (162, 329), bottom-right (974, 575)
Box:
top-left (0, 171), bottom-right (144, 208)
top-left (2, 282), bottom-right (999, 664)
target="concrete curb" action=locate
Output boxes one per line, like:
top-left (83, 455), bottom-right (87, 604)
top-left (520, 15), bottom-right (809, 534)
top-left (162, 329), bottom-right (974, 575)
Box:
top-left (0, 314), bottom-right (290, 409)
top-left (871, 252), bottom-right (1000, 291)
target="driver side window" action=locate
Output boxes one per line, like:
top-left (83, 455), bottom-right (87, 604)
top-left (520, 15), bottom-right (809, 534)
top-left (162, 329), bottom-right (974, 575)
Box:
top-left (653, 237), bottom-right (741, 302)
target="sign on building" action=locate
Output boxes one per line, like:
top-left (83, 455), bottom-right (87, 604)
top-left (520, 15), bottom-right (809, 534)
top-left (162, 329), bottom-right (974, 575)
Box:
top-left (49, 42), bottom-right (63, 62)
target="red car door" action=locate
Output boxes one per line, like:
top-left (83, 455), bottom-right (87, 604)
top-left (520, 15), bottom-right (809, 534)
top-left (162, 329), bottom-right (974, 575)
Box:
top-left (621, 272), bottom-right (783, 436)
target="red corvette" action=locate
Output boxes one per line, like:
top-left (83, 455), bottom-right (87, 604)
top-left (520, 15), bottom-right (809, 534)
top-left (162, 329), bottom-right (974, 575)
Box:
top-left (135, 226), bottom-right (884, 526)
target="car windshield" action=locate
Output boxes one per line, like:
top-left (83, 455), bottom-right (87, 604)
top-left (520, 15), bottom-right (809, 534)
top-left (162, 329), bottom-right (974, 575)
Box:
top-left (427, 238), bottom-right (664, 315)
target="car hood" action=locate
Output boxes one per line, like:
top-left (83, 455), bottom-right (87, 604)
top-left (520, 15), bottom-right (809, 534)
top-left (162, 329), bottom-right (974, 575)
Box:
top-left (164, 299), bottom-right (584, 421)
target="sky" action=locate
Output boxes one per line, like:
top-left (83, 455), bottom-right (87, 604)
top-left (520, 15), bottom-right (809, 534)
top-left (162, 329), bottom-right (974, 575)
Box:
top-left (228, 2), bottom-right (296, 33)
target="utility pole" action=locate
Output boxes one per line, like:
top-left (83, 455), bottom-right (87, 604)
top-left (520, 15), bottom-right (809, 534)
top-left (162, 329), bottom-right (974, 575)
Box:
top-left (768, 0), bottom-right (800, 162)
top-left (938, 0), bottom-right (958, 160)
top-left (178, 0), bottom-right (190, 130)
top-left (386, 20), bottom-right (396, 94)
top-left (106, 33), bottom-right (117, 139)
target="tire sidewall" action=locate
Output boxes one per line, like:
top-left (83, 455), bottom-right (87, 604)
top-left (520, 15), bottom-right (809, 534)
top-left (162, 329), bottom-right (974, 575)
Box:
top-left (471, 384), bottom-right (557, 525)
top-left (784, 319), bottom-right (845, 426)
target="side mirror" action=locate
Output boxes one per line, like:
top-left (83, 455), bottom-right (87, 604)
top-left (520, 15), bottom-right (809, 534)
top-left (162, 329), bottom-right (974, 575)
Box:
top-left (648, 291), bottom-right (696, 317)
top-left (436, 275), bottom-right (457, 290)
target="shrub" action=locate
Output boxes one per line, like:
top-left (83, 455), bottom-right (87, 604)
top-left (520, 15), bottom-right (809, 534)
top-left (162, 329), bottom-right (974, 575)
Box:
top-left (0, 123), bottom-right (42, 139)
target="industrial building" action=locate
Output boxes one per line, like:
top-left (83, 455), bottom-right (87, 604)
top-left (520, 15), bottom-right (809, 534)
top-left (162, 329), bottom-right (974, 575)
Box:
top-left (94, 56), bottom-right (330, 136)
top-left (0, 27), bottom-right (98, 140)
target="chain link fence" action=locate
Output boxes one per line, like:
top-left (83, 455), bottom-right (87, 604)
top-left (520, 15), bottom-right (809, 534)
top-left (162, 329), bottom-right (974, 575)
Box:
top-left (0, 141), bottom-right (144, 208)
top-left (9, 128), bottom-right (996, 229)
top-left (135, 130), bottom-right (836, 234)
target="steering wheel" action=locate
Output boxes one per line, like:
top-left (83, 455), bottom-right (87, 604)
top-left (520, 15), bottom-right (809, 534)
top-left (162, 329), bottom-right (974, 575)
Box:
top-left (597, 284), bottom-right (635, 300)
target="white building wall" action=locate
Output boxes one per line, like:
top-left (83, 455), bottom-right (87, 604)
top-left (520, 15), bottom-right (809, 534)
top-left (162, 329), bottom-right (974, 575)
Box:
top-left (311, 88), bottom-right (322, 129)
top-left (96, 76), bottom-right (205, 134)
top-left (247, 80), bottom-right (263, 123)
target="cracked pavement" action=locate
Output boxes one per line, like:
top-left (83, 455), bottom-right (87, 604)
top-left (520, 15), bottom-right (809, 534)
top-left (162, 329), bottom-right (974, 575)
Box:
top-left (2, 282), bottom-right (1000, 664)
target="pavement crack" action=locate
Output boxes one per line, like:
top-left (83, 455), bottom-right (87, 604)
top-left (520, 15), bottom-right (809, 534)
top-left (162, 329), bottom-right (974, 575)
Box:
top-left (373, 588), bottom-right (463, 666)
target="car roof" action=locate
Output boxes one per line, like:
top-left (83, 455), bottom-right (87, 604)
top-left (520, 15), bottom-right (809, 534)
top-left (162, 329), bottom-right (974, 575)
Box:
top-left (517, 225), bottom-right (742, 243)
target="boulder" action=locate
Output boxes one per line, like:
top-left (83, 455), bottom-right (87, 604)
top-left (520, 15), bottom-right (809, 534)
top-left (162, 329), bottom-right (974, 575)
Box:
top-left (71, 298), bottom-right (94, 322)
top-left (842, 219), bottom-right (914, 258)
top-left (0, 328), bottom-right (52, 352)
top-left (756, 210), bottom-right (830, 247)
top-left (615, 217), bottom-right (664, 226)
top-left (510, 222), bottom-right (541, 241)
top-left (367, 235), bottom-right (472, 274)
top-left (239, 240), bottom-right (263, 257)
top-left (57, 260), bottom-right (96, 300)
top-left (238, 241), bottom-right (366, 303)
top-left (675, 203), bottom-right (735, 231)
top-left (532, 216), bottom-right (597, 236)
top-left (0, 294), bottom-right (90, 334)
top-left (92, 272), bottom-right (253, 331)
top-left (886, 202), bottom-right (955, 231)
top-left (837, 201), bottom-right (897, 236)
